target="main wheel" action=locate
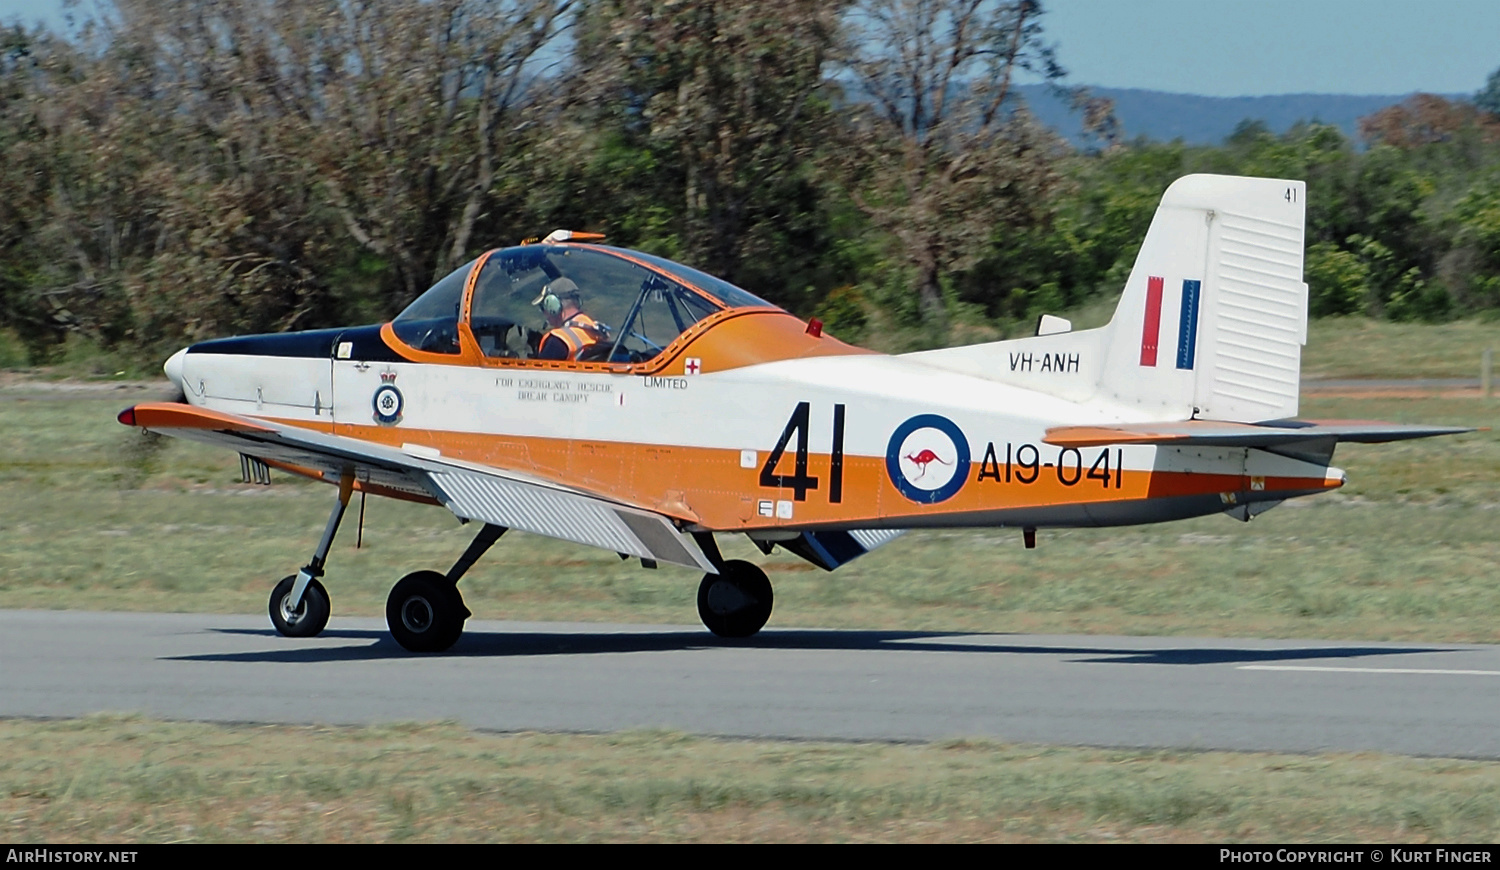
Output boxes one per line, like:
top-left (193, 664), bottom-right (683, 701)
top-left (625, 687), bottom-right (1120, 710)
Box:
top-left (697, 560), bottom-right (774, 638)
top-left (269, 575), bottom-right (331, 638)
top-left (386, 570), bottom-right (467, 653)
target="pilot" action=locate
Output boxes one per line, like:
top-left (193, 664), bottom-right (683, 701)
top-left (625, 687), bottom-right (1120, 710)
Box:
top-left (532, 277), bottom-right (606, 361)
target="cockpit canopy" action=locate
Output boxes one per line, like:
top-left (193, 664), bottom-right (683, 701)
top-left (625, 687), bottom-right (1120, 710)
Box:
top-left (391, 244), bottom-right (774, 364)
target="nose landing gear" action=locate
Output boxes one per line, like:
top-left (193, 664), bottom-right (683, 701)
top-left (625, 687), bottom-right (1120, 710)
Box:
top-left (268, 470), bottom-right (355, 639)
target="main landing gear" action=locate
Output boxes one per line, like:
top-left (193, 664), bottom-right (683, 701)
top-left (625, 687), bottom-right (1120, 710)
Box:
top-left (267, 469), bottom-right (507, 653)
top-left (269, 483), bottom-right (776, 647)
top-left (693, 533), bottom-right (774, 639)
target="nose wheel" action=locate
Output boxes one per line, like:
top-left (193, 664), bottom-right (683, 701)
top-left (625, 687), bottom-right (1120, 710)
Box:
top-left (269, 574), bottom-right (331, 637)
top-left (697, 559), bottom-right (774, 638)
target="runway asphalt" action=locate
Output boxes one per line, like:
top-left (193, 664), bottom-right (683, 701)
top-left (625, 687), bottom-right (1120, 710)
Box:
top-left (4, 610), bottom-right (1500, 757)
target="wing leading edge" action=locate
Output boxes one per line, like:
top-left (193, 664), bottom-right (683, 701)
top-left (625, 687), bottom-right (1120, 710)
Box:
top-left (121, 402), bottom-right (717, 572)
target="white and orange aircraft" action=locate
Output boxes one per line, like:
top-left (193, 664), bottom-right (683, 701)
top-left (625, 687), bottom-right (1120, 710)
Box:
top-left (118, 174), bottom-right (1467, 651)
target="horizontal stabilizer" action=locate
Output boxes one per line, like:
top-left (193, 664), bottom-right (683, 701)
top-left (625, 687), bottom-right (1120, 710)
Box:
top-left (1044, 419), bottom-right (1475, 449)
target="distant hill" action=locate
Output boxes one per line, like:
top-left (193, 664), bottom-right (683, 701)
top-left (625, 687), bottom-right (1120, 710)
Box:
top-left (1017, 85), bottom-right (1468, 147)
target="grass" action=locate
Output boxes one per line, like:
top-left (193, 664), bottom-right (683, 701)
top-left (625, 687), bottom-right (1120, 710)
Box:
top-left (4, 715), bottom-right (1500, 843)
top-left (0, 331), bottom-right (164, 381)
top-left (1303, 318), bottom-right (1500, 380)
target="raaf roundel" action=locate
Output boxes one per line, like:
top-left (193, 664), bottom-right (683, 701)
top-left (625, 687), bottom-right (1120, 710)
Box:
top-left (118, 177), bottom-right (1470, 652)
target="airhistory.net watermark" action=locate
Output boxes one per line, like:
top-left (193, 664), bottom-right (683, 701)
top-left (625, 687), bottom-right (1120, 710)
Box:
top-left (5, 851), bottom-right (137, 864)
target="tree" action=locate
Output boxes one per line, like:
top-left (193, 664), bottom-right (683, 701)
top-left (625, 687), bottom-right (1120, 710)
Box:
top-left (6, 9), bottom-right (186, 350)
top-left (0, 24), bottom-right (57, 348)
top-left (1303, 241), bottom-right (1366, 317)
top-left (1358, 93), bottom-right (1500, 149)
top-left (561, 0), bottom-right (842, 304)
top-left (0, 0), bottom-right (575, 355)
top-left (300, 0), bottom-right (574, 307)
top-left (1476, 65), bottom-right (1500, 118)
top-left (1447, 179), bottom-right (1500, 311)
top-left (836, 0), bottom-right (1070, 330)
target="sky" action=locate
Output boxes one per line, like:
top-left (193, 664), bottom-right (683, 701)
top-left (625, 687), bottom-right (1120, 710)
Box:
top-left (1, 0), bottom-right (1497, 98)
top-left (1035, 0), bottom-right (1500, 96)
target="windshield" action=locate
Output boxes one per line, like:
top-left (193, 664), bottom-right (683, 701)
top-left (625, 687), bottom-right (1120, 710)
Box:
top-left (391, 258), bottom-right (476, 354)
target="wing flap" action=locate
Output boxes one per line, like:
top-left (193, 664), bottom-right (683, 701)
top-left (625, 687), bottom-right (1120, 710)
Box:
top-left (426, 469), bottom-right (713, 571)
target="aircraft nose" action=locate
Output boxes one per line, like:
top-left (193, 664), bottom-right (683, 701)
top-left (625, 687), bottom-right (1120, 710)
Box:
top-left (164, 347), bottom-right (187, 391)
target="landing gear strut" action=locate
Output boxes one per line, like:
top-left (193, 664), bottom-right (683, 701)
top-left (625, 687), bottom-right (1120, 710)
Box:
top-left (268, 469), bottom-right (354, 638)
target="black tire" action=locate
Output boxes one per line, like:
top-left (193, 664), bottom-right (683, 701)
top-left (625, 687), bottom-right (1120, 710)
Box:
top-left (386, 570), bottom-right (466, 653)
top-left (269, 574), bottom-right (331, 638)
top-left (697, 560), bottom-right (774, 638)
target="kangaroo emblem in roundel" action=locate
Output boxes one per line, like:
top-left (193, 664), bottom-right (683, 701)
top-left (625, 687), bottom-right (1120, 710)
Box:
top-left (885, 414), bottom-right (971, 504)
top-left (903, 448), bottom-right (951, 480)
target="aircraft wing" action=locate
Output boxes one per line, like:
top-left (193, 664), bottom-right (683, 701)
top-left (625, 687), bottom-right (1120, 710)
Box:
top-left (1044, 419), bottom-right (1476, 449)
top-left (120, 402), bottom-right (718, 572)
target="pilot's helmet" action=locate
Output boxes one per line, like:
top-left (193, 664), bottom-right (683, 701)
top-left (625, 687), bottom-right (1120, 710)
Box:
top-left (532, 277), bottom-right (581, 316)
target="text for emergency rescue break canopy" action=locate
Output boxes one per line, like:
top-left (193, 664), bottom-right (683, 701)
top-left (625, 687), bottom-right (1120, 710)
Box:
top-left (497, 376), bottom-right (616, 404)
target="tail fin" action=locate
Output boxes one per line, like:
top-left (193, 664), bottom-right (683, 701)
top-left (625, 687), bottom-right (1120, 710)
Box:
top-left (904, 174), bottom-right (1307, 423)
top-left (1099, 174), bottom-right (1307, 422)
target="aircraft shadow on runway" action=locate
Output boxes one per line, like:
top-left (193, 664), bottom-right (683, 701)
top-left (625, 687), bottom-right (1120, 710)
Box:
top-left (167, 627), bottom-right (1454, 666)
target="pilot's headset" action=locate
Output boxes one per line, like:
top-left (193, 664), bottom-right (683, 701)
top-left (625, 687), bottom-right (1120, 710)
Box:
top-left (532, 277), bottom-right (579, 318)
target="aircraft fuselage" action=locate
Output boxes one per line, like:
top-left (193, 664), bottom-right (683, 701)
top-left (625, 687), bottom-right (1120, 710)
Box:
top-left (173, 326), bottom-right (1342, 536)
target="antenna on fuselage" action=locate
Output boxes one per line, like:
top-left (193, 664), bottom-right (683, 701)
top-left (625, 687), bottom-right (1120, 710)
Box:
top-left (521, 229), bottom-right (607, 246)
